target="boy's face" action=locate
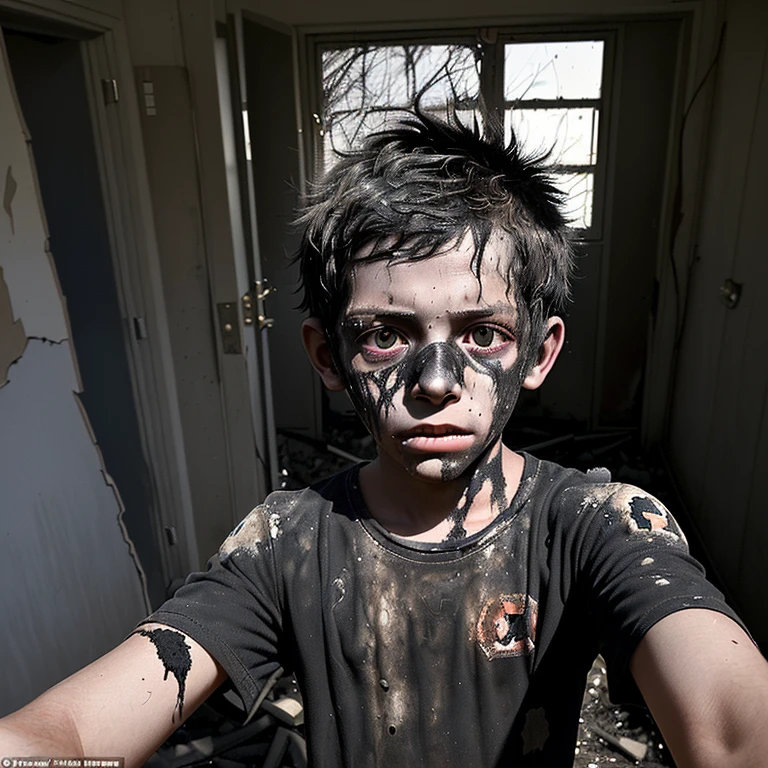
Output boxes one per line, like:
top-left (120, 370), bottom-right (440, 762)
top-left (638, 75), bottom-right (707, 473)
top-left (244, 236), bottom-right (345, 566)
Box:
top-left (332, 231), bottom-right (546, 483)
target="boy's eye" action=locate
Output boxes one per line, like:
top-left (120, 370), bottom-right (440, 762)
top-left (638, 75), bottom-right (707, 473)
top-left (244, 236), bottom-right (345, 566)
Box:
top-left (463, 325), bottom-right (513, 354)
top-left (373, 329), bottom-right (398, 349)
top-left (358, 326), bottom-right (408, 360)
top-left (471, 327), bottom-right (495, 348)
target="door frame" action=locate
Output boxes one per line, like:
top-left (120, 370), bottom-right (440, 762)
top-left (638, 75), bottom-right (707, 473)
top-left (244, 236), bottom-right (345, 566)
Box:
top-left (176, 0), bottom-right (273, 517)
top-left (0, 0), bottom-right (199, 582)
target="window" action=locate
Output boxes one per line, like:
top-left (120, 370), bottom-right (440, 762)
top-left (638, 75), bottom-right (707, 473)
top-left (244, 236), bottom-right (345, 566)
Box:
top-left (504, 40), bottom-right (604, 229)
top-left (313, 32), bottom-right (609, 237)
top-left (320, 43), bottom-right (480, 168)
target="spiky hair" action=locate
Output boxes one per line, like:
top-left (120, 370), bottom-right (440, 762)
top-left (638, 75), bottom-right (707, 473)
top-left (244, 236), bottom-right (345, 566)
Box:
top-left (297, 108), bottom-right (574, 359)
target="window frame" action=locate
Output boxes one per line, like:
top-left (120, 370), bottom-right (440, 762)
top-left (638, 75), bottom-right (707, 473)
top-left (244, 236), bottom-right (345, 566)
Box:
top-left (497, 30), bottom-right (615, 240)
top-left (304, 25), bottom-right (615, 242)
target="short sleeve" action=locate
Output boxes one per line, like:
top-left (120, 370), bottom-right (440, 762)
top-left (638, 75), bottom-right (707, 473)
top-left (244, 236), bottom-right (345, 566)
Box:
top-left (137, 505), bottom-right (284, 714)
top-left (575, 484), bottom-right (746, 704)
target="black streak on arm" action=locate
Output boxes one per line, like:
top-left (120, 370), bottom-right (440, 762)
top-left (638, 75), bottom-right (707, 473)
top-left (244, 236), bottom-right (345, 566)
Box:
top-left (139, 628), bottom-right (193, 721)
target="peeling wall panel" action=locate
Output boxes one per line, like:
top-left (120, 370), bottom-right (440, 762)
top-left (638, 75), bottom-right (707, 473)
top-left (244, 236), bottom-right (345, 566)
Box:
top-left (0, 340), bottom-right (147, 714)
top-left (0, 31), bottom-right (148, 715)
top-left (0, 264), bottom-right (26, 385)
top-left (5, 30), bottom-right (167, 607)
top-left (0, 42), bottom-right (67, 341)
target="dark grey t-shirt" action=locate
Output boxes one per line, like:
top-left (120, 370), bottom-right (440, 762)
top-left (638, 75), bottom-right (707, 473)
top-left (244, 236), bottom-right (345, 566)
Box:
top-left (143, 454), bottom-right (742, 767)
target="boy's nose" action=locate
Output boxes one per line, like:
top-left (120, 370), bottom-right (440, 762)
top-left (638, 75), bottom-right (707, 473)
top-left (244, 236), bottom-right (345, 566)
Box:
top-left (408, 342), bottom-right (464, 405)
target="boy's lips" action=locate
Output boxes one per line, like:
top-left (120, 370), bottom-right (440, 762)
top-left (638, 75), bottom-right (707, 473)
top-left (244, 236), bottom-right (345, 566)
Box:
top-left (397, 424), bottom-right (475, 453)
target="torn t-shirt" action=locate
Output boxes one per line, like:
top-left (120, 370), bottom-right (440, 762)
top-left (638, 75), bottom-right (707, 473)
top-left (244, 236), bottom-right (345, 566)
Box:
top-left (142, 453), bottom-right (743, 767)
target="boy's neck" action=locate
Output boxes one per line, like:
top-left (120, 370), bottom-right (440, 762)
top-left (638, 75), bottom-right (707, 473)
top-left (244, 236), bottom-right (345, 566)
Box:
top-left (358, 441), bottom-right (525, 543)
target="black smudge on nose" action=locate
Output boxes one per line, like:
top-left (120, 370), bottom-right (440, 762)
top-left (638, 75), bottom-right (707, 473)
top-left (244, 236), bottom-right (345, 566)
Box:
top-left (407, 341), bottom-right (465, 395)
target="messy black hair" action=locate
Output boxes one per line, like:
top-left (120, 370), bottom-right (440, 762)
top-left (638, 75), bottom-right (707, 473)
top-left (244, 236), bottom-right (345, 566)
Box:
top-left (297, 108), bottom-right (574, 366)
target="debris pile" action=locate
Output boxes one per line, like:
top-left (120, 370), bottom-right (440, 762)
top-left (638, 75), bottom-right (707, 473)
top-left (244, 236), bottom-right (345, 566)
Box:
top-left (148, 672), bottom-right (307, 768)
top-left (574, 656), bottom-right (672, 768)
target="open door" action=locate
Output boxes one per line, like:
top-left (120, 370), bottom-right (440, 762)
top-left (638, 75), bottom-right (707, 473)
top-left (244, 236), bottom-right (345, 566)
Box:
top-left (212, 24), bottom-right (281, 495)
top-left (231, 12), bottom-right (322, 449)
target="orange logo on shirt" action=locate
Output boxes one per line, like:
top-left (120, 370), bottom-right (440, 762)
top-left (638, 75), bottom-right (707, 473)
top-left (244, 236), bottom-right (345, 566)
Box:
top-left (477, 594), bottom-right (538, 659)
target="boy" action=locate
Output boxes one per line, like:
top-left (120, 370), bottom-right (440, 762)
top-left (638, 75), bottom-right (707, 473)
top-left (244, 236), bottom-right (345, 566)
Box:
top-left (2, 111), bottom-right (768, 767)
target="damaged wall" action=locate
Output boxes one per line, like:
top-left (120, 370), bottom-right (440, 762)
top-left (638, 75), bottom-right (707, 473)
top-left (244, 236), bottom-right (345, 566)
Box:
top-left (0, 34), bottom-right (148, 716)
top-left (665, 0), bottom-right (768, 647)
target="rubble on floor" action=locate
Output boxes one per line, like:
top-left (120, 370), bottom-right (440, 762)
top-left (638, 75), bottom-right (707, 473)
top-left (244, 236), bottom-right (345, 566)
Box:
top-left (148, 673), bottom-right (307, 768)
top-left (574, 656), bottom-right (671, 768)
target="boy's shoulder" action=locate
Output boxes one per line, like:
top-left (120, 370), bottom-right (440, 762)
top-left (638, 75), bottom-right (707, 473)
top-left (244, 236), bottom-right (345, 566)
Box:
top-left (528, 455), bottom-right (685, 543)
top-left (219, 466), bottom-right (357, 559)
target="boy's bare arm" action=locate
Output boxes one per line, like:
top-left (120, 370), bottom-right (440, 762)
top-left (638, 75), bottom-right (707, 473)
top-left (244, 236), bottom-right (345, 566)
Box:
top-left (631, 608), bottom-right (768, 768)
top-left (0, 623), bottom-right (227, 767)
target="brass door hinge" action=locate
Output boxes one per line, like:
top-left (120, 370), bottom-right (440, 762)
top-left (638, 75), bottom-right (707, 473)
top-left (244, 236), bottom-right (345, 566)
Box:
top-left (242, 279), bottom-right (276, 330)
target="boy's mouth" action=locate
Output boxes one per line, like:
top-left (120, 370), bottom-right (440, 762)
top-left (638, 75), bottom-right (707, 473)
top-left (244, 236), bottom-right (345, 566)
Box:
top-left (397, 424), bottom-right (475, 453)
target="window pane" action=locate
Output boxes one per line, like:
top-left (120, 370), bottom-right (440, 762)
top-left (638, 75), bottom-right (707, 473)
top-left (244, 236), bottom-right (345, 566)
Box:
top-left (322, 47), bottom-right (409, 112)
top-left (321, 44), bottom-right (480, 163)
top-left (552, 172), bottom-right (594, 230)
top-left (413, 46), bottom-right (480, 106)
top-left (504, 41), bottom-right (604, 101)
top-left (323, 108), bottom-right (401, 165)
top-left (504, 107), bottom-right (599, 166)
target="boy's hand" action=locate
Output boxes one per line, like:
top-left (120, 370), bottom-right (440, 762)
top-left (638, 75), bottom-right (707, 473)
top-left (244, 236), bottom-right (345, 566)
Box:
top-left (0, 623), bottom-right (227, 767)
top-left (631, 608), bottom-right (768, 768)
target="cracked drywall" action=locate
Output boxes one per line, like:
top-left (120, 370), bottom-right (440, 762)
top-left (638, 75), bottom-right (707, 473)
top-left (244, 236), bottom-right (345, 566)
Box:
top-left (0, 161), bottom-right (67, 341)
top-left (0, 340), bottom-right (149, 715)
top-left (0, 264), bottom-right (26, 387)
top-left (73, 391), bottom-right (151, 609)
top-left (3, 164), bottom-right (17, 234)
top-left (0, 32), bottom-right (150, 713)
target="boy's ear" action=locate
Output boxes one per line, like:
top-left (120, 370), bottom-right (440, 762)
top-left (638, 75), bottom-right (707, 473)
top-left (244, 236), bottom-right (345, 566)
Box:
top-left (302, 317), bottom-right (346, 391)
top-left (522, 317), bottom-right (565, 391)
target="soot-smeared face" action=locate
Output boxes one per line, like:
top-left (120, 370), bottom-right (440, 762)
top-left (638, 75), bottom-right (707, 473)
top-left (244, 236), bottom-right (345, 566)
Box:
top-left (336, 232), bottom-right (531, 483)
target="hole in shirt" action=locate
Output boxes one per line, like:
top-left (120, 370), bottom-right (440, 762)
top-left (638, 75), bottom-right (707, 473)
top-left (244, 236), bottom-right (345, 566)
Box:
top-left (389, 725), bottom-right (397, 735)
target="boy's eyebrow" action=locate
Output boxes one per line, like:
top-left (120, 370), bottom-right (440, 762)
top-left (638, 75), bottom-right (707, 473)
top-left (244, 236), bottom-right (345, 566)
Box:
top-left (343, 305), bottom-right (516, 323)
top-left (343, 308), bottom-right (417, 322)
top-left (447, 304), bottom-right (518, 321)
top-left (449, 306), bottom-right (506, 319)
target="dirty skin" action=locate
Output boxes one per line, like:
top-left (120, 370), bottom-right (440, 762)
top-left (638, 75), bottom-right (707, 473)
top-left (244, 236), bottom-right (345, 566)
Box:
top-left (138, 628), bottom-right (192, 721)
top-left (341, 321), bottom-right (534, 541)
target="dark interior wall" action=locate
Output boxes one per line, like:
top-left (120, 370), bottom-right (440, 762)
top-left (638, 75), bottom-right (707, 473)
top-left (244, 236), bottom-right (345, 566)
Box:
top-left (4, 31), bottom-right (166, 607)
top-left (598, 19), bottom-right (681, 425)
top-left (665, 0), bottom-right (768, 644)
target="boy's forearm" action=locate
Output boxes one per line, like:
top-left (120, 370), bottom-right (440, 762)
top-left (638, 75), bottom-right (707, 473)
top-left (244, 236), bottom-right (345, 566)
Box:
top-left (674, 722), bottom-right (768, 768)
top-left (669, 680), bottom-right (768, 768)
top-left (0, 702), bottom-right (84, 757)
top-left (632, 610), bottom-right (768, 768)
